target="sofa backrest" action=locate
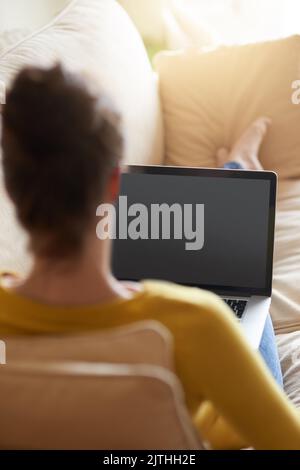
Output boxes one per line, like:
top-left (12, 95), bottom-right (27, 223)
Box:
top-left (0, 321), bottom-right (202, 450)
top-left (0, 361), bottom-right (201, 450)
top-left (0, 0), bottom-right (163, 166)
top-left (4, 321), bottom-right (175, 368)
top-left (155, 36), bottom-right (300, 179)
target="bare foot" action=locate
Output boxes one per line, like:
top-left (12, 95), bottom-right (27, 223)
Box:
top-left (217, 117), bottom-right (271, 170)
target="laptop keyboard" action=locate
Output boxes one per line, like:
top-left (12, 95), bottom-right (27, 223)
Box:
top-left (224, 299), bottom-right (248, 320)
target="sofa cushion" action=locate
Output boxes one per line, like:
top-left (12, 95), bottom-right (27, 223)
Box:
top-left (4, 321), bottom-right (175, 369)
top-left (271, 180), bottom-right (300, 333)
top-left (155, 36), bottom-right (300, 179)
top-left (277, 331), bottom-right (300, 408)
top-left (0, 0), bottom-right (163, 166)
top-left (0, 30), bottom-right (31, 55)
top-left (156, 38), bottom-right (300, 332)
top-left (0, 321), bottom-right (201, 450)
top-left (0, 362), bottom-right (201, 450)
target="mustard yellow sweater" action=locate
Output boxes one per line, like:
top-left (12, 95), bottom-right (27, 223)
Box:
top-left (0, 280), bottom-right (300, 450)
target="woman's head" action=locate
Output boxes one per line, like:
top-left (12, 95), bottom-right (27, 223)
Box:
top-left (1, 64), bottom-right (123, 259)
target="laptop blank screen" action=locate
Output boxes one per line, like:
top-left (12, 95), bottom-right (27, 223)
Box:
top-left (112, 169), bottom-right (275, 296)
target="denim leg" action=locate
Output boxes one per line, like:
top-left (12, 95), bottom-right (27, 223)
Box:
top-left (222, 162), bottom-right (244, 170)
top-left (222, 164), bottom-right (283, 387)
top-left (259, 314), bottom-right (283, 388)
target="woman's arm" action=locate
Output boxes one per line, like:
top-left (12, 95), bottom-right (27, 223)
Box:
top-left (187, 296), bottom-right (300, 450)
top-left (195, 400), bottom-right (249, 449)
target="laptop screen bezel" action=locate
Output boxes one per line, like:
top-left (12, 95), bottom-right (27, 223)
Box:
top-left (116, 165), bottom-right (277, 298)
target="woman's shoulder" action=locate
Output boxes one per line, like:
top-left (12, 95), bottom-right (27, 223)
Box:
top-left (140, 280), bottom-right (231, 319)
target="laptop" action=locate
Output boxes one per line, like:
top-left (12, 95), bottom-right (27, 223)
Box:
top-left (112, 165), bottom-right (277, 349)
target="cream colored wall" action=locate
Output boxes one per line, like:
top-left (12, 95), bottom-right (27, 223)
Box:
top-left (0, 0), bottom-right (69, 31)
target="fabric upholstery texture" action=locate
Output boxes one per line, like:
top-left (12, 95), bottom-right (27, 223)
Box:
top-left (5, 320), bottom-right (175, 369)
top-left (0, 0), bottom-right (163, 166)
top-left (272, 180), bottom-right (300, 333)
top-left (277, 331), bottom-right (300, 409)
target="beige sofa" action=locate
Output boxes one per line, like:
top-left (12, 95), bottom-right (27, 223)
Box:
top-left (0, 321), bottom-right (202, 449)
top-left (1, 0), bottom-right (300, 438)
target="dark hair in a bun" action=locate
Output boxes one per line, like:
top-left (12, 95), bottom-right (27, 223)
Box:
top-left (1, 64), bottom-right (123, 258)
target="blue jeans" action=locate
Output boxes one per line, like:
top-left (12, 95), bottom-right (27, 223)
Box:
top-left (259, 315), bottom-right (283, 387)
top-left (223, 161), bottom-right (283, 387)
